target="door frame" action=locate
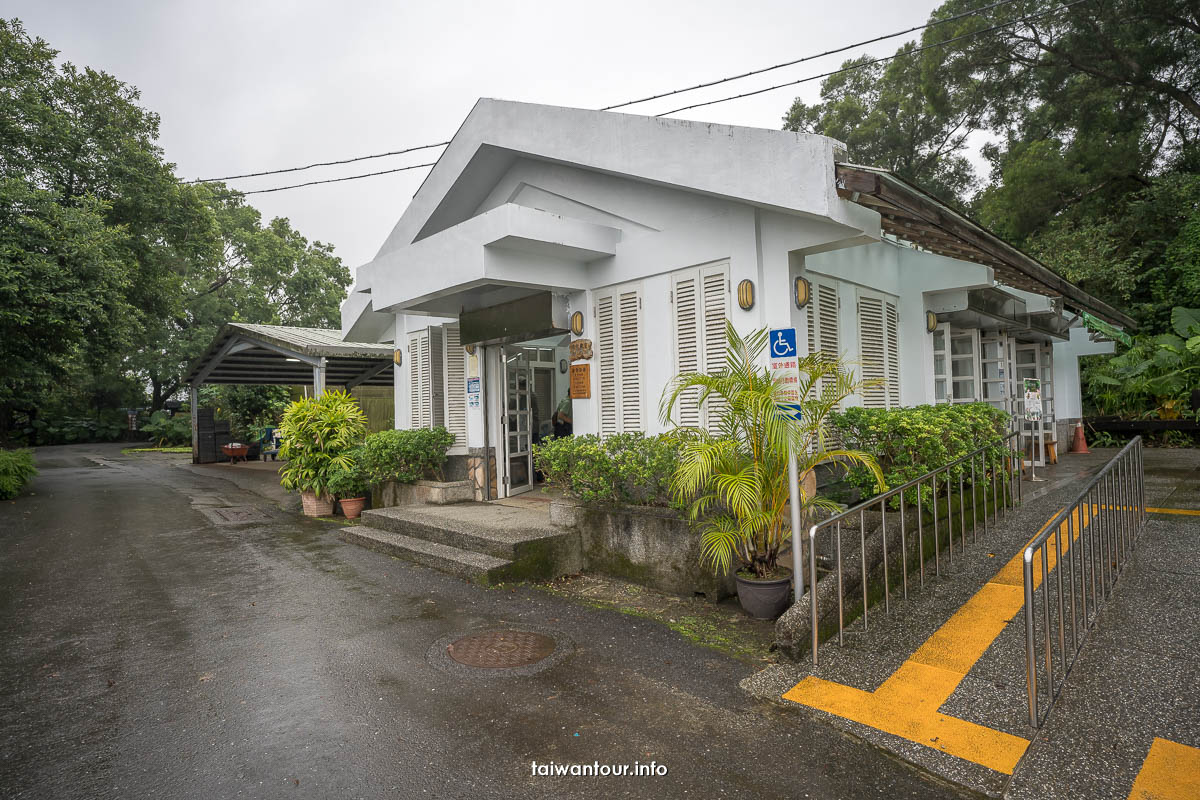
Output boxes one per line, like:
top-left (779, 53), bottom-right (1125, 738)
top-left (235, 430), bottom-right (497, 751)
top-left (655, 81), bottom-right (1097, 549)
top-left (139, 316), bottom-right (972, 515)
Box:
top-left (500, 345), bottom-right (535, 496)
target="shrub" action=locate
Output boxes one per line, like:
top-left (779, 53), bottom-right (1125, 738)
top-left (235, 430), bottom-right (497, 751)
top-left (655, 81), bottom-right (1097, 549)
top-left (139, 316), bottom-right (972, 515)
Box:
top-left (278, 391), bottom-right (368, 498)
top-left (142, 410), bottom-right (192, 446)
top-left (533, 432), bottom-right (684, 509)
top-left (358, 427), bottom-right (454, 485)
top-left (325, 449), bottom-right (371, 498)
top-left (0, 449), bottom-right (37, 500)
top-left (828, 403), bottom-right (1010, 508)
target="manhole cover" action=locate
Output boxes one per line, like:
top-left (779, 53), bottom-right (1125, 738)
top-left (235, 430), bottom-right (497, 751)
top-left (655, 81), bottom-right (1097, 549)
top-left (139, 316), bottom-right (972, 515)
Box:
top-left (447, 630), bottom-right (556, 669)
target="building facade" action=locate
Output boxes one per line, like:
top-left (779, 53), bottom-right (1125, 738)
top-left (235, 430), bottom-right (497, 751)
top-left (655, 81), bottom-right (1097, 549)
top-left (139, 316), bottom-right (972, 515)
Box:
top-left (342, 100), bottom-right (1128, 499)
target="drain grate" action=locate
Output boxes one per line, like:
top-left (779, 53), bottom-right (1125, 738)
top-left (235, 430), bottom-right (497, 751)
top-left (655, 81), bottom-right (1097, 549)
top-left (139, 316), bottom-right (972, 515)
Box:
top-left (447, 630), bottom-right (556, 669)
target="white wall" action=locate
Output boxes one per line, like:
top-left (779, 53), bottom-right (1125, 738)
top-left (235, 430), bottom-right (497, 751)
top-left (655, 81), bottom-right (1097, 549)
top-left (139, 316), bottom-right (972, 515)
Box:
top-left (1053, 326), bottom-right (1115, 419)
top-left (805, 241), bottom-right (994, 406)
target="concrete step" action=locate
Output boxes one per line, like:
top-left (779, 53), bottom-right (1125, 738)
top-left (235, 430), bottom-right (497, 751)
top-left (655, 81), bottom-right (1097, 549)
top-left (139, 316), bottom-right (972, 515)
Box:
top-left (339, 526), bottom-right (511, 585)
top-left (350, 502), bottom-right (582, 581)
top-left (358, 504), bottom-right (563, 560)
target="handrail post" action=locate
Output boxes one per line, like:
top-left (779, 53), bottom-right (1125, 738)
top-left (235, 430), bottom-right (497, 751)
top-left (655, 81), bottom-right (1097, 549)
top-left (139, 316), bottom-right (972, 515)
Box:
top-left (809, 526), bottom-right (820, 668)
top-left (1024, 546), bottom-right (1038, 727)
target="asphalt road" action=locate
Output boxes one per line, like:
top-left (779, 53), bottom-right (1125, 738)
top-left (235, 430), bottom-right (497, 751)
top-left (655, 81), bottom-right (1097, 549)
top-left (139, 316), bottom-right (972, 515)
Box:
top-left (0, 444), bottom-right (956, 799)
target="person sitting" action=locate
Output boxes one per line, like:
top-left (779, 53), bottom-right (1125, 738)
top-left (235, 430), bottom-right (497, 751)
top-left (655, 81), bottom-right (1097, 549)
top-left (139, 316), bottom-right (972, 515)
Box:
top-left (553, 388), bottom-right (573, 439)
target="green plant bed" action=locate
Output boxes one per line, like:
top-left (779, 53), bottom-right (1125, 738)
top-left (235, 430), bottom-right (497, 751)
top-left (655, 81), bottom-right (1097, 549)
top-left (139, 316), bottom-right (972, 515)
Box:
top-left (121, 446), bottom-right (192, 454)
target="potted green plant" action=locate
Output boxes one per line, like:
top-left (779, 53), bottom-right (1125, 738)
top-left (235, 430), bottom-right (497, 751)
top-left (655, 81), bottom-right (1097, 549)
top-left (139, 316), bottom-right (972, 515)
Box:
top-left (278, 390), bottom-right (367, 516)
top-left (661, 323), bottom-right (884, 619)
top-left (327, 453), bottom-right (370, 519)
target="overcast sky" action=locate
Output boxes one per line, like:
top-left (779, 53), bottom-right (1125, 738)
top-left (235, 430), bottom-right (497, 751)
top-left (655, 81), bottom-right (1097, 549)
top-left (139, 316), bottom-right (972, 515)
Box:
top-left (11, 0), bottom-right (942, 270)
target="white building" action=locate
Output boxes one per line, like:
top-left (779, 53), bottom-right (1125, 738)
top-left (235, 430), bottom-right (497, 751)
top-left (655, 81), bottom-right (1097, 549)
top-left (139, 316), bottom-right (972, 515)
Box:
top-left (341, 99), bottom-right (1131, 499)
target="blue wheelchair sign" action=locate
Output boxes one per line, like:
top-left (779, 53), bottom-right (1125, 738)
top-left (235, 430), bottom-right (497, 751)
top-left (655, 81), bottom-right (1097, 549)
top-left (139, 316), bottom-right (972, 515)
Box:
top-left (770, 328), bottom-right (798, 359)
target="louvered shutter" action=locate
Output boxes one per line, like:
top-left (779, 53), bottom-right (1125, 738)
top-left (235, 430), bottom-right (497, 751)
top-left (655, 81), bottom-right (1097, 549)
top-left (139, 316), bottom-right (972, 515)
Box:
top-left (885, 300), bottom-right (900, 407)
top-left (408, 329), bottom-right (431, 428)
top-left (700, 267), bottom-right (729, 432)
top-left (597, 294), bottom-right (617, 437)
top-left (858, 294), bottom-right (887, 409)
top-left (428, 326), bottom-right (445, 428)
top-left (618, 289), bottom-right (642, 432)
top-left (596, 285), bottom-right (644, 436)
top-left (671, 272), bottom-right (702, 429)
top-left (442, 324), bottom-right (466, 445)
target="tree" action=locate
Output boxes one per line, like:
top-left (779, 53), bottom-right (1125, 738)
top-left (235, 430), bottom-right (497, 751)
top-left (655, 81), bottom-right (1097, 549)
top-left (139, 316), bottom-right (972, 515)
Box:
top-left (0, 18), bottom-right (353, 440)
top-left (134, 185), bottom-right (352, 410)
top-left (784, 44), bottom-right (981, 204)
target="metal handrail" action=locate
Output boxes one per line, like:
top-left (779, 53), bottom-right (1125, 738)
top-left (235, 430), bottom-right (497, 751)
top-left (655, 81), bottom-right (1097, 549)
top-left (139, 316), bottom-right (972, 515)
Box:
top-left (1022, 436), bottom-right (1145, 727)
top-left (799, 430), bottom-right (1023, 666)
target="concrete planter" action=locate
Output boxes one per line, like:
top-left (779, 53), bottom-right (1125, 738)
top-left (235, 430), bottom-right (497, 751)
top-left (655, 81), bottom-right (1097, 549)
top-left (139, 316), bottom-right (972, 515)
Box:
top-left (551, 499), bottom-right (736, 601)
top-left (372, 479), bottom-right (474, 508)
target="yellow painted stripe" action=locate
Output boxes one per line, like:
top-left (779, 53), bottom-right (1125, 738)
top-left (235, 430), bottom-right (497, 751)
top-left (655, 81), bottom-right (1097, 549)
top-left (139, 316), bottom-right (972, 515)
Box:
top-left (783, 506), bottom-right (1094, 775)
top-left (1146, 506), bottom-right (1200, 516)
top-left (1128, 738), bottom-right (1200, 799)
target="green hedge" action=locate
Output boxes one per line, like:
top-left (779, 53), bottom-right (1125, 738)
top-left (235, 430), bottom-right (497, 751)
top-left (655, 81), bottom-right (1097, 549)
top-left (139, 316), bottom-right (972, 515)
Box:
top-left (0, 449), bottom-right (37, 500)
top-left (359, 427), bottom-right (454, 485)
top-left (828, 403), bottom-right (1010, 508)
top-left (533, 432), bottom-right (683, 509)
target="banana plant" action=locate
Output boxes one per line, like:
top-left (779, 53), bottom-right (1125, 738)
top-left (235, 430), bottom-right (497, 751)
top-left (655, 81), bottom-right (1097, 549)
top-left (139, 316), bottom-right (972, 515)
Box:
top-left (660, 323), bottom-right (884, 580)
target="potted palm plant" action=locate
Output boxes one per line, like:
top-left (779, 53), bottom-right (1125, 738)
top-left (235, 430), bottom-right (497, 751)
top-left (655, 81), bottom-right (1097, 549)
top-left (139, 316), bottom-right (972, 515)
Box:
top-left (327, 452), bottom-right (370, 520)
top-left (278, 390), bottom-right (367, 517)
top-left (661, 323), bottom-right (883, 619)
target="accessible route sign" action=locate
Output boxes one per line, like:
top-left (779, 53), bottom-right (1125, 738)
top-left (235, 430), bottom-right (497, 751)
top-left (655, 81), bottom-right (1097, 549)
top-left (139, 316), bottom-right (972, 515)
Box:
top-left (769, 327), bottom-right (803, 421)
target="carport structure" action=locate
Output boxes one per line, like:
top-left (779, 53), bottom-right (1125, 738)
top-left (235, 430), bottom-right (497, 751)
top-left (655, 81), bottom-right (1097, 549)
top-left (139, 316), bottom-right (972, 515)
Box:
top-left (184, 323), bottom-right (397, 463)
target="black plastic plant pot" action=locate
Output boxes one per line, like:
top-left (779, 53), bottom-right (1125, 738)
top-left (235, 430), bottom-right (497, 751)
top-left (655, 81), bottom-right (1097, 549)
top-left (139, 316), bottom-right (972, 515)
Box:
top-left (735, 570), bottom-right (793, 620)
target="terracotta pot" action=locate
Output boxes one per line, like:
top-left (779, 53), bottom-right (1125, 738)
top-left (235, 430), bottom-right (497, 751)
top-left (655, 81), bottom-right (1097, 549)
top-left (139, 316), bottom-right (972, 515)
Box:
top-left (735, 570), bottom-right (794, 620)
top-left (300, 491), bottom-right (334, 517)
top-left (339, 496), bottom-right (366, 520)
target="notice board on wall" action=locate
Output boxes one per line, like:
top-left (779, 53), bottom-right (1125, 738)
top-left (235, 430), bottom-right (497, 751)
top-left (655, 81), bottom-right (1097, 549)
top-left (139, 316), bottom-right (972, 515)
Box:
top-left (569, 364), bottom-right (591, 399)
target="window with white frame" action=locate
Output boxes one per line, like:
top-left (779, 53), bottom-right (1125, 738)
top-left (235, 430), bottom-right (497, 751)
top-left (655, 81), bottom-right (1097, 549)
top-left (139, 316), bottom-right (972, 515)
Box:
top-left (670, 263), bottom-right (729, 432)
top-left (805, 276), bottom-right (842, 404)
top-left (596, 283), bottom-right (643, 436)
top-left (856, 288), bottom-right (901, 409)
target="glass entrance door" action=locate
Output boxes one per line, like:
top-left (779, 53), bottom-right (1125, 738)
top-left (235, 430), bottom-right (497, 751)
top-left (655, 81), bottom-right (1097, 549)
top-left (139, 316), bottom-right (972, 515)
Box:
top-left (502, 347), bottom-right (534, 495)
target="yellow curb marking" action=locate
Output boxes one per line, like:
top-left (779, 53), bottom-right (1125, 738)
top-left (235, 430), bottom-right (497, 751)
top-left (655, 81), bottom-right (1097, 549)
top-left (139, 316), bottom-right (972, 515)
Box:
top-left (1128, 738), bottom-right (1200, 799)
top-left (1146, 506), bottom-right (1200, 516)
top-left (783, 505), bottom-right (1095, 775)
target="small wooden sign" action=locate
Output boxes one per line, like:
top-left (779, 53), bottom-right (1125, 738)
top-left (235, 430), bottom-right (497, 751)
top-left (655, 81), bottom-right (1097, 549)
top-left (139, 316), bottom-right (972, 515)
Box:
top-left (569, 339), bottom-right (593, 362)
top-left (569, 364), bottom-right (591, 399)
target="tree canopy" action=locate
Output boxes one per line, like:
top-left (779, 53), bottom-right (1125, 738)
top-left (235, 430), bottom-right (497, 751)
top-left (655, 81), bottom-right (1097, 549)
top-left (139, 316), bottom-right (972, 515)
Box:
top-left (785, 0), bottom-right (1198, 344)
top-left (0, 19), bottom-right (351, 441)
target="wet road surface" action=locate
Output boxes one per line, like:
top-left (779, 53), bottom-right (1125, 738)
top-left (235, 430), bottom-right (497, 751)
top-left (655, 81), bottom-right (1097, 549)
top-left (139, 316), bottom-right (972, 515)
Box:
top-left (0, 445), bottom-right (956, 799)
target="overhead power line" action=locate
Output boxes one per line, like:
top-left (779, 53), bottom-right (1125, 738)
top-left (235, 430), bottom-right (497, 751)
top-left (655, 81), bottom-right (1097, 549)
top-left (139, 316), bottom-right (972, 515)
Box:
top-left (197, 0), bottom-right (1072, 195)
top-left (189, 0), bottom-right (1020, 188)
top-left (600, 0), bottom-right (1021, 111)
top-left (653, 0), bottom-right (1088, 117)
top-left (235, 161), bottom-right (440, 195)
top-left (184, 140), bottom-right (449, 184)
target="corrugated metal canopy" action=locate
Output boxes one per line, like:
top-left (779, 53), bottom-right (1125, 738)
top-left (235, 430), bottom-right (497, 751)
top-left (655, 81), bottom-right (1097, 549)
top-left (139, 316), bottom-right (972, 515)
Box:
top-left (185, 323), bottom-right (395, 388)
top-left (835, 163), bottom-right (1136, 330)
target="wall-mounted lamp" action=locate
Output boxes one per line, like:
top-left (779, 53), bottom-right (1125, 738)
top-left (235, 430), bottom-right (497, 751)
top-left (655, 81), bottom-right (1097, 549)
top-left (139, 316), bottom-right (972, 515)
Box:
top-left (794, 277), bottom-right (812, 310)
top-left (926, 310), bottom-right (939, 333)
top-left (737, 279), bottom-right (755, 310)
top-left (393, 349), bottom-right (403, 367)
top-left (570, 311), bottom-right (585, 336)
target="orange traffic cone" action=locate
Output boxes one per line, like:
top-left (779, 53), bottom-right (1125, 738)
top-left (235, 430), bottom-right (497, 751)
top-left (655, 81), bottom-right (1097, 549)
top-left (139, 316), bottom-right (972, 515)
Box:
top-left (1069, 421), bottom-right (1090, 454)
